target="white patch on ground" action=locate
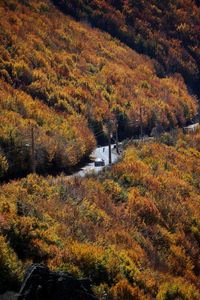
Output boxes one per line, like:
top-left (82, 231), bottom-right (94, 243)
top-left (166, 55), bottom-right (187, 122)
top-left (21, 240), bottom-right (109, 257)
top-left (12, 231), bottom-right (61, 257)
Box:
top-left (74, 145), bottom-right (120, 177)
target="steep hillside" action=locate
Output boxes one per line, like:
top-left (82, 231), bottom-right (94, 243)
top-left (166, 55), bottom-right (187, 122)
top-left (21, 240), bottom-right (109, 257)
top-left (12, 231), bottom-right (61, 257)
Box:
top-left (0, 81), bottom-right (95, 178)
top-left (0, 0), bottom-right (198, 178)
top-left (54, 0), bottom-right (200, 96)
top-left (1, 1), bottom-right (200, 298)
top-left (1, 130), bottom-right (200, 298)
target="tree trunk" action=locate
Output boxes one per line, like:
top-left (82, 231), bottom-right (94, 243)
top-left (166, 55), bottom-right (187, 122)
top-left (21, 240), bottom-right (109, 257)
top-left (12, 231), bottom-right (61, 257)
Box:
top-left (31, 126), bottom-right (36, 173)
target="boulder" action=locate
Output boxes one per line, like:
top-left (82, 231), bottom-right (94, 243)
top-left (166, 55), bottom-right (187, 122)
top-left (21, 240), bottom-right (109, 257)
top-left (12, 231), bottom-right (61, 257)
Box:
top-left (17, 264), bottom-right (98, 300)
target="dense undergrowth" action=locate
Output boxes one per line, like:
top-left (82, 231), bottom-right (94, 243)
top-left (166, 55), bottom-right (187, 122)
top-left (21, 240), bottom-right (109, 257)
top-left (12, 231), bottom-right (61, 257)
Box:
top-left (1, 130), bottom-right (200, 299)
top-left (0, 0), bottom-right (198, 178)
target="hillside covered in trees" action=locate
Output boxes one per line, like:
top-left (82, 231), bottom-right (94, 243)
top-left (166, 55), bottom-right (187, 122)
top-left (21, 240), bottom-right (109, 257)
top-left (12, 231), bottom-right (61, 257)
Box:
top-left (0, 0), bottom-right (198, 178)
top-left (1, 130), bottom-right (200, 298)
top-left (54, 0), bottom-right (200, 96)
top-left (1, 0), bottom-right (200, 299)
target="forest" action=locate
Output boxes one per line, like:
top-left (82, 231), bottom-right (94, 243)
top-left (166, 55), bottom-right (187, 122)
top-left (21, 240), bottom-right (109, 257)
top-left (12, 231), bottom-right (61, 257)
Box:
top-left (0, 0), bottom-right (200, 299)
top-left (54, 0), bottom-right (200, 96)
top-left (1, 130), bottom-right (200, 298)
top-left (0, 0), bottom-right (198, 178)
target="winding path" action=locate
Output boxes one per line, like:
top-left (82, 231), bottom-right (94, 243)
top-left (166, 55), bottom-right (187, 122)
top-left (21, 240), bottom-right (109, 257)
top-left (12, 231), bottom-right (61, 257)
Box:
top-left (74, 144), bottom-right (121, 177)
top-left (58, 122), bottom-right (199, 178)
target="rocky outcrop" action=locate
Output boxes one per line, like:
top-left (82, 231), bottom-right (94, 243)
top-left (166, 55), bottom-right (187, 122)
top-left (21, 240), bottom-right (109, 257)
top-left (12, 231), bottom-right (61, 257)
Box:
top-left (17, 264), bottom-right (98, 300)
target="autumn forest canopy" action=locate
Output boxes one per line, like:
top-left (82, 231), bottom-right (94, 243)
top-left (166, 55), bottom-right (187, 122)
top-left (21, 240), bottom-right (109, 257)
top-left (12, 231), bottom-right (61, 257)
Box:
top-left (0, 0), bottom-right (198, 178)
top-left (1, 131), bottom-right (200, 299)
top-left (54, 0), bottom-right (200, 96)
top-left (0, 0), bottom-right (200, 299)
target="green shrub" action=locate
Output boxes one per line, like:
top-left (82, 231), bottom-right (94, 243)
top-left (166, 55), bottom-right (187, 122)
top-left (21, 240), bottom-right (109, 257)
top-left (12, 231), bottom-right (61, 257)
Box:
top-left (157, 279), bottom-right (200, 300)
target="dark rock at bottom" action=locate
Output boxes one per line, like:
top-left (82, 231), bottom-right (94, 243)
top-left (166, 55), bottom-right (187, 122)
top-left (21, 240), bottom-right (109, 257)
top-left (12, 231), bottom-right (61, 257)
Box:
top-left (17, 264), bottom-right (98, 300)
